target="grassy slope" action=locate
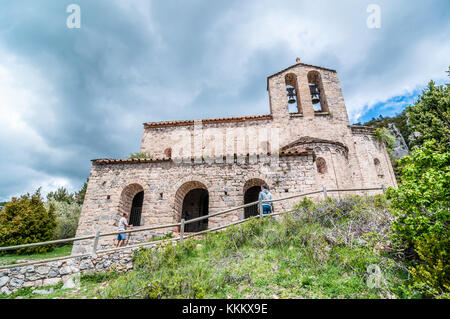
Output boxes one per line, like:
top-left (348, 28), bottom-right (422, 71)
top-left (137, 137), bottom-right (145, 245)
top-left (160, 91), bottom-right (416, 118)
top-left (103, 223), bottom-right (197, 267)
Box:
top-left (0, 245), bottom-right (72, 266)
top-left (100, 195), bottom-right (410, 299)
top-left (3, 195), bottom-right (413, 299)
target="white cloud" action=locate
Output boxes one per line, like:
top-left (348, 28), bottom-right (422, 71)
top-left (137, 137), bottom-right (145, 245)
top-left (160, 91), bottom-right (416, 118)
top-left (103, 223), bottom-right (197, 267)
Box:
top-left (0, 0), bottom-right (449, 201)
top-left (0, 49), bottom-right (77, 200)
top-left (205, 0), bottom-right (450, 121)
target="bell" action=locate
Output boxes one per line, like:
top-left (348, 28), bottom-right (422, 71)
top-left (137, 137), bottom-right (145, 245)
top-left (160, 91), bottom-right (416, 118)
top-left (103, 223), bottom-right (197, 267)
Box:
top-left (309, 84), bottom-right (320, 104)
top-left (287, 87), bottom-right (296, 104)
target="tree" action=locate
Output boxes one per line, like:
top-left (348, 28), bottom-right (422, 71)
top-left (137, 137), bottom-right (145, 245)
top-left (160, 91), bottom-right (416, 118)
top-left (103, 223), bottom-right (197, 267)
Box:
top-left (75, 179), bottom-right (88, 205)
top-left (46, 187), bottom-right (74, 204)
top-left (387, 140), bottom-right (449, 297)
top-left (406, 81), bottom-right (450, 151)
top-left (387, 140), bottom-right (449, 251)
top-left (45, 200), bottom-right (81, 240)
top-left (0, 189), bottom-right (56, 254)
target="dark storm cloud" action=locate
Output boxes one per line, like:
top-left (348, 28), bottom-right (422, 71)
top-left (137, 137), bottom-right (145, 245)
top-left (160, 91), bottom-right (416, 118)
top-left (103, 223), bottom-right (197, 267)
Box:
top-left (0, 0), bottom-right (449, 200)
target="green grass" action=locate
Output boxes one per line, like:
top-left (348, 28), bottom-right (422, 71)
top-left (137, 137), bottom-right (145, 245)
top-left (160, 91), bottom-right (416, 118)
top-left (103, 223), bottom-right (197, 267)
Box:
top-left (96, 196), bottom-right (411, 299)
top-left (3, 195), bottom-right (415, 299)
top-left (0, 245), bottom-right (73, 266)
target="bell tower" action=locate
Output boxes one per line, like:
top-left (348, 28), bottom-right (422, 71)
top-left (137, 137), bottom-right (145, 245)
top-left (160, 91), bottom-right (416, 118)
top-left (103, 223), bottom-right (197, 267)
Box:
top-left (267, 59), bottom-right (349, 123)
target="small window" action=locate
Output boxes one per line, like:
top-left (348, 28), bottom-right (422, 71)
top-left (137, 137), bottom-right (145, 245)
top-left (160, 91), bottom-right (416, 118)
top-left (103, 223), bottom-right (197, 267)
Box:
top-left (164, 147), bottom-right (172, 158)
top-left (316, 157), bottom-right (328, 174)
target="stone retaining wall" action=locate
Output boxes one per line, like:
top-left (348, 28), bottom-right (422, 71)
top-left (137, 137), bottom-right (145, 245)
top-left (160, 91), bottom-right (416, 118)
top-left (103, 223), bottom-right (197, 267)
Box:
top-left (0, 249), bottom-right (136, 295)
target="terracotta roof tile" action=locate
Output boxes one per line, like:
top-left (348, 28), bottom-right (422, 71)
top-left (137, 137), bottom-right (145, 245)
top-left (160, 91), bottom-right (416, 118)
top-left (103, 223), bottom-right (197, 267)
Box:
top-left (92, 158), bottom-right (170, 165)
top-left (349, 125), bottom-right (376, 134)
top-left (144, 114), bottom-right (272, 128)
top-left (92, 149), bottom-right (312, 166)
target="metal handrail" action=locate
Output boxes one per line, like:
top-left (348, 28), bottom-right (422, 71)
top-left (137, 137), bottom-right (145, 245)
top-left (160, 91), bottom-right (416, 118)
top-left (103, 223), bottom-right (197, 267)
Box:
top-left (0, 185), bottom-right (385, 269)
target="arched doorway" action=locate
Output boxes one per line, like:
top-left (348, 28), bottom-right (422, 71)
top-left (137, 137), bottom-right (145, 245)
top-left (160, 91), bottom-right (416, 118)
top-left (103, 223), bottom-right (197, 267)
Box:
top-left (129, 191), bottom-right (143, 226)
top-left (243, 178), bottom-right (266, 219)
top-left (182, 189), bottom-right (209, 232)
top-left (174, 181), bottom-right (209, 233)
top-left (244, 186), bottom-right (260, 218)
top-left (119, 183), bottom-right (144, 226)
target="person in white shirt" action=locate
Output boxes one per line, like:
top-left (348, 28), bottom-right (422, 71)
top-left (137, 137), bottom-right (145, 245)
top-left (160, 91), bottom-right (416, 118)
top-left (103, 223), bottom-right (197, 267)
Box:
top-left (115, 212), bottom-right (133, 247)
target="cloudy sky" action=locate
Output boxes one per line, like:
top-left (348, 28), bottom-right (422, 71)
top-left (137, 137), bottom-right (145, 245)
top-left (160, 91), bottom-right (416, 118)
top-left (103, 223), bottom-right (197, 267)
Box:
top-left (0, 0), bottom-right (449, 201)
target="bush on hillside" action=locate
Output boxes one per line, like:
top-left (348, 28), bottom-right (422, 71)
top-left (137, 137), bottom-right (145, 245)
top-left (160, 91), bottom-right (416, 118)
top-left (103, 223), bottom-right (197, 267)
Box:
top-left (387, 140), bottom-right (450, 297)
top-left (387, 140), bottom-right (449, 252)
top-left (45, 200), bottom-right (82, 240)
top-left (374, 127), bottom-right (396, 156)
top-left (410, 232), bottom-right (450, 298)
top-left (0, 189), bottom-right (56, 254)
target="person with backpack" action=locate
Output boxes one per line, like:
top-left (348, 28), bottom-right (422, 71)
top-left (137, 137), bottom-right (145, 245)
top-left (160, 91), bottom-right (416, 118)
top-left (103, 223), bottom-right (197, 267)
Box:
top-left (258, 184), bottom-right (273, 216)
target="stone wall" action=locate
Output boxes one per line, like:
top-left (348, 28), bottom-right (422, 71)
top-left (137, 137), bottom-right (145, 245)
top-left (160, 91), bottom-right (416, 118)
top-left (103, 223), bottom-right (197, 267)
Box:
top-left (0, 250), bottom-right (135, 295)
top-left (73, 154), bottom-right (324, 254)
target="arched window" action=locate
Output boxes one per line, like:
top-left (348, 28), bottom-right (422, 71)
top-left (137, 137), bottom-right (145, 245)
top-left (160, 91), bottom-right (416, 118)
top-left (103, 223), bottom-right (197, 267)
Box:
top-left (285, 73), bottom-right (302, 114)
top-left (316, 157), bottom-right (328, 174)
top-left (307, 71), bottom-right (328, 113)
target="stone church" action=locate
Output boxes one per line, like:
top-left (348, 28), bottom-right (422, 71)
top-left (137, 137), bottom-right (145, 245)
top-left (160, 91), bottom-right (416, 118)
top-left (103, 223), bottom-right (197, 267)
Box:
top-left (72, 60), bottom-right (397, 254)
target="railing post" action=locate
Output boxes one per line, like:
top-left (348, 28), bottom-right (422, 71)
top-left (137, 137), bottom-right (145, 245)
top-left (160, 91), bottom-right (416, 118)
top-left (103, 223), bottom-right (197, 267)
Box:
top-left (258, 198), bottom-right (263, 218)
top-left (180, 219), bottom-right (185, 243)
top-left (91, 231), bottom-right (100, 257)
top-left (322, 186), bottom-right (327, 199)
top-left (381, 184), bottom-right (386, 194)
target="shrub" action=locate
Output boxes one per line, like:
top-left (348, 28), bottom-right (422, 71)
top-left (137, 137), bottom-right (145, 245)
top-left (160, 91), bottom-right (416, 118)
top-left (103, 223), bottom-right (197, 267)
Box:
top-left (387, 140), bottom-right (450, 253)
top-left (387, 140), bottom-right (449, 298)
top-left (45, 200), bottom-right (81, 240)
top-left (410, 232), bottom-right (450, 298)
top-left (374, 127), bottom-right (396, 155)
top-left (46, 187), bottom-right (75, 204)
top-left (0, 189), bottom-right (56, 254)
top-left (129, 152), bottom-right (152, 159)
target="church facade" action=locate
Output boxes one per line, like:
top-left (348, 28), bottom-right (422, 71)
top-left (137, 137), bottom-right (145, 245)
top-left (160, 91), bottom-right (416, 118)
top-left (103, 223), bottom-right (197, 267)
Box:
top-left (72, 60), bottom-right (397, 254)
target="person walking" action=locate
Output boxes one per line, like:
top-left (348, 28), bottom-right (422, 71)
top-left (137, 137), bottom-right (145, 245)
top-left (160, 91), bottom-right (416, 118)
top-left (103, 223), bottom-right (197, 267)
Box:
top-left (115, 212), bottom-right (133, 247)
top-left (258, 184), bottom-right (273, 216)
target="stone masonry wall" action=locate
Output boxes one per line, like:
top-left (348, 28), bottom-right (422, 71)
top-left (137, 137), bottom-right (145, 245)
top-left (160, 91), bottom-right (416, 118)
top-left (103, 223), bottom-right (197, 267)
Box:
top-left (73, 154), bottom-right (322, 254)
top-left (0, 249), bottom-right (135, 295)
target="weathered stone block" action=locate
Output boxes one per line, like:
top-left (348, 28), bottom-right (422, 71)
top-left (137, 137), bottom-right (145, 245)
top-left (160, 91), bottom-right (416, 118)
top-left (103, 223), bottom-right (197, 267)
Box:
top-left (0, 276), bottom-right (9, 287)
top-left (9, 278), bottom-right (24, 288)
top-left (36, 266), bottom-right (50, 275)
top-left (43, 278), bottom-right (61, 286)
